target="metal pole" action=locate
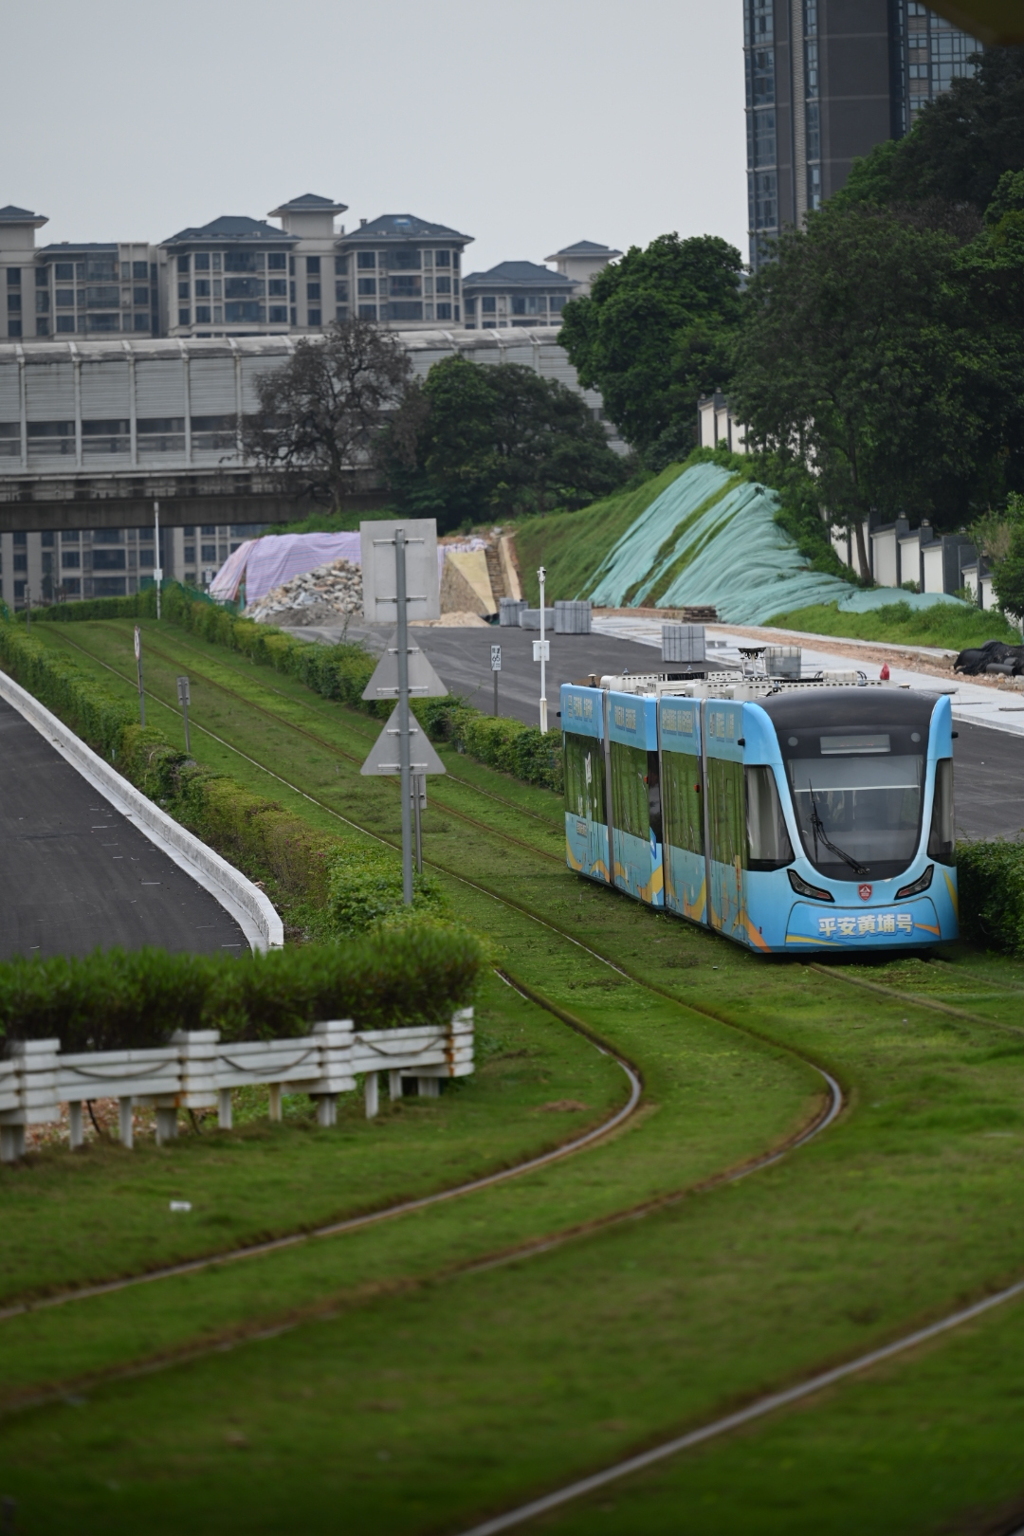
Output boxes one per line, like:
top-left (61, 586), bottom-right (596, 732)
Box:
top-left (395, 529), bottom-right (413, 905)
top-left (494, 668), bottom-right (498, 717)
top-left (24, 589), bottom-right (30, 631)
top-left (413, 774), bottom-right (423, 873)
top-left (134, 624), bottom-right (146, 727)
top-left (154, 500), bottom-right (161, 620)
top-left (177, 676), bottom-right (191, 754)
top-left (538, 565), bottom-right (548, 735)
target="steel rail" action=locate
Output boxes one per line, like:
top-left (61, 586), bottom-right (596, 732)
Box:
top-left (455, 1271), bottom-right (1024, 1536)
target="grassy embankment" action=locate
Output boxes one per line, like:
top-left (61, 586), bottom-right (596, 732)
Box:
top-left (3, 616), bottom-right (1024, 1533)
top-left (768, 598), bottom-right (1022, 652)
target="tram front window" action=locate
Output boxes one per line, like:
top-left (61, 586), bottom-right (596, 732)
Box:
top-left (782, 729), bottom-right (925, 881)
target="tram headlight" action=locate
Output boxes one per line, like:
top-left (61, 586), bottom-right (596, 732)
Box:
top-left (895, 864), bottom-right (933, 900)
top-left (787, 869), bottom-right (834, 902)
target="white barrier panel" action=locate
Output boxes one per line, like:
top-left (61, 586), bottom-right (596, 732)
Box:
top-left (0, 667), bottom-right (283, 953)
top-left (0, 1009), bottom-right (473, 1159)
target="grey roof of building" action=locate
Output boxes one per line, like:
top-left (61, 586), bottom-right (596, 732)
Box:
top-left (0, 205), bottom-right (47, 225)
top-left (338, 214), bottom-right (472, 244)
top-left (268, 192), bottom-right (347, 215)
top-left (545, 239), bottom-right (622, 259)
top-left (463, 260), bottom-right (575, 290)
top-left (38, 242), bottom-right (118, 254)
top-left (162, 215), bottom-right (297, 246)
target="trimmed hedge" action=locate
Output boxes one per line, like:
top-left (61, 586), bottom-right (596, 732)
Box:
top-left (27, 583), bottom-right (563, 792)
top-left (956, 839), bottom-right (1024, 956)
top-left (0, 619), bottom-right (444, 937)
top-left (0, 927), bottom-right (484, 1050)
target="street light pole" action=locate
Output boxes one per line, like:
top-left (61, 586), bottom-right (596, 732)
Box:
top-left (395, 527), bottom-right (413, 906)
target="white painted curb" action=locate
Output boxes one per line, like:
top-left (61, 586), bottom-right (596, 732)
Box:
top-left (0, 667), bottom-right (284, 953)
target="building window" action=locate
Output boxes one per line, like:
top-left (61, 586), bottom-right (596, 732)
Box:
top-left (390, 275), bottom-right (421, 297)
top-left (357, 278), bottom-right (377, 296)
top-left (7, 321), bottom-right (22, 337)
top-left (225, 251), bottom-right (259, 274)
top-left (335, 256), bottom-right (347, 274)
top-left (335, 305), bottom-right (348, 322)
top-left (436, 302), bottom-right (451, 321)
top-left (56, 315), bottom-right (75, 333)
top-left (389, 301), bottom-right (422, 321)
top-left (55, 289), bottom-right (74, 307)
top-left (194, 253), bottom-right (211, 271)
top-left (6, 268), bottom-right (21, 287)
top-left (195, 305), bottom-right (211, 323)
top-left (35, 291), bottom-right (49, 312)
top-left (435, 276), bottom-right (451, 295)
top-left (36, 318), bottom-right (49, 336)
top-left (268, 252), bottom-right (287, 271)
top-left (268, 279), bottom-right (287, 297)
top-left (335, 281), bottom-right (349, 302)
top-left (308, 308), bottom-right (322, 325)
top-left (391, 248), bottom-right (420, 271)
top-left (290, 307), bottom-right (296, 325)
top-left (224, 301), bottom-right (265, 322)
top-left (201, 543), bottom-right (217, 562)
top-left (482, 296), bottom-right (496, 313)
top-left (435, 250), bottom-right (450, 267)
top-left (184, 545), bottom-right (196, 562)
top-left (225, 277), bottom-right (263, 299)
top-left (14, 554), bottom-right (28, 572)
top-left (307, 282), bottom-right (321, 301)
top-left (177, 255), bottom-right (190, 273)
top-left (551, 295), bottom-right (568, 313)
top-left (62, 550), bottom-right (81, 569)
top-left (195, 280), bottom-right (210, 298)
top-left (7, 294), bottom-right (21, 313)
top-left (357, 251), bottom-right (376, 269)
top-left (269, 305), bottom-right (288, 322)
top-left (358, 304), bottom-right (377, 320)
top-left (178, 308), bottom-right (191, 326)
top-left (306, 256), bottom-right (321, 274)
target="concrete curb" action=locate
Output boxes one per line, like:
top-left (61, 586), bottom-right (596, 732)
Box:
top-left (0, 668), bottom-right (284, 953)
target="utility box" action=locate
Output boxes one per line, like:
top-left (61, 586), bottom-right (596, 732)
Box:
top-left (662, 624), bottom-right (706, 664)
top-left (554, 600), bottom-right (592, 634)
top-left (520, 607), bottom-right (556, 630)
top-left (765, 646), bottom-right (801, 679)
top-left (499, 598), bottom-right (527, 627)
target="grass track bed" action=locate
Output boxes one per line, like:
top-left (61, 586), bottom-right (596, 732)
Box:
top-left (4, 617), bottom-right (1024, 1532)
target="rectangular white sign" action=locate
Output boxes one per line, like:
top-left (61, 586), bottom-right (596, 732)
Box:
top-left (360, 519), bottom-right (440, 624)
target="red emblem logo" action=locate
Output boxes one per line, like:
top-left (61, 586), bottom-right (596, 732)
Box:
top-left (858, 884), bottom-right (872, 902)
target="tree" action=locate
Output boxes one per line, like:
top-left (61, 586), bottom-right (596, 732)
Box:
top-left (838, 46), bottom-right (1024, 216)
top-left (557, 234), bottom-right (744, 455)
top-left (376, 357), bottom-right (627, 531)
top-left (242, 319), bottom-right (412, 508)
top-left (991, 494), bottom-right (1024, 618)
top-left (729, 205), bottom-right (1004, 569)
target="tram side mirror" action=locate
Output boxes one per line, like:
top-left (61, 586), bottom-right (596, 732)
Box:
top-left (736, 737), bottom-right (746, 747)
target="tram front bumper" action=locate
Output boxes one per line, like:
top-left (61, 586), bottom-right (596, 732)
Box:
top-left (785, 897), bottom-right (942, 948)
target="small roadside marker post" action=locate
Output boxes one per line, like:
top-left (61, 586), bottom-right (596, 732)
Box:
top-left (154, 500), bottom-right (163, 621)
top-left (134, 625), bottom-right (145, 727)
top-left (535, 566), bottom-right (549, 734)
top-left (177, 675), bottom-right (191, 753)
top-left (491, 643), bottom-right (501, 716)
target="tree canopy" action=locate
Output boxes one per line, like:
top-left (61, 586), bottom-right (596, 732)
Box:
top-left (375, 356), bottom-right (627, 532)
top-left (242, 319), bottom-right (412, 508)
top-left (557, 234), bottom-right (744, 457)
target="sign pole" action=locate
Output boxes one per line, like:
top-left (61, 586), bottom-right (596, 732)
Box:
top-left (538, 565), bottom-right (548, 734)
top-left (134, 625), bottom-right (146, 727)
top-left (395, 528), bottom-right (414, 906)
top-left (413, 774), bottom-right (424, 873)
top-left (154, 500), bottom-right (162, 621)
top-left (177, 675), bottom-right (191, 754)
top-left (491, 642), bottom-right (501, 716)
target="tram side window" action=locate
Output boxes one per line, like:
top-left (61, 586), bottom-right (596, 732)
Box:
top-left (563, 732), bottom-right (605, 824)
top-left (662, 750), bottom-right (703, 854)
top-left (927, 758), bottom-right (955, 862)
top-left (707, 758), bottom-right (746, 868)
top-left (746, 765), bottom-right (794, 870)
top-left (611, 741), bottom-right (651, 840)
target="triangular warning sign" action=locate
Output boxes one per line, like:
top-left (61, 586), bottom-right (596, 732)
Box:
top-left (362, 631), bottom-right (449, 701)
top-left (360, 705), bottom-right (447, 777)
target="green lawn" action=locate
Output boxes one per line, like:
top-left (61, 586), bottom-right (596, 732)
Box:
top-left (2, 617), bottom-right (1024, 1534)
top-left (768, 599), bottom-right (1021, 651)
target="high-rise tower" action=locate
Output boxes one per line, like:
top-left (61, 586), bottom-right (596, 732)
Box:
top-left (744, 1), bottom-right (981, 269)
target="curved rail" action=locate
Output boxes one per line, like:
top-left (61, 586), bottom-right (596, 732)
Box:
top-left (0, 974), bottom-right (641, 1325)
top-left (456, 1271), bottom-right (1024, 1536)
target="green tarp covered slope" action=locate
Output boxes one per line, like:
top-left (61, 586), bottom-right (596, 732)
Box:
top-left (584, 463), bottom-right (969, 623)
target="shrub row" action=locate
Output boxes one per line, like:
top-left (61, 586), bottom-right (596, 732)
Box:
top-left (0, 619), bottom-right (444, 937)
top-left (0, 927), bottom-right (483, 1050)
top-left (27, 583), bottom-right (564, 793)
top-left (956, 839), bottom-right (1024, 956)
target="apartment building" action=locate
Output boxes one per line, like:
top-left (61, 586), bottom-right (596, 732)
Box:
top-left (745, 0), bottom-right (981, 268)
top-left (543, 240), bottom-right (622, 296)
top-left (462, 261), bottom-right (577, 329)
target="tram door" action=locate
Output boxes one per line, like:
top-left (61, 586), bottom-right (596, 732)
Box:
top-left (659, 700), bottom-right (706, 924)
top-left (704, 701), bottom-right (749, 940)
top-left (608, 692), bottom-right (663, 906)
top-left (561, 685), bottom-right (610, 883)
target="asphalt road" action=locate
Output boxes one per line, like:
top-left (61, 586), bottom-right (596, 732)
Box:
top-left (291, 621), bottom-right (1024, 841)
top-left (0, 699), bottom-right (247, 961)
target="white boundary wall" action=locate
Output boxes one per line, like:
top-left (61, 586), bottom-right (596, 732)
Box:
top-left (0, 666), bottom-right (283, 953)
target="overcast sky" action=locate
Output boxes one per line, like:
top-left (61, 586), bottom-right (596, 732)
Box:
top-left (2, 0), bottom-right (747, 275)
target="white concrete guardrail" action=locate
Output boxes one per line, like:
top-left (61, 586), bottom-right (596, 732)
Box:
top-left (0, 666), bottom-right (283, 953)
top-left (0, 1009), bottom-right (474, 1160)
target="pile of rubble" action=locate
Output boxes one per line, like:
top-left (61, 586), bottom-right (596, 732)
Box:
top-left (246, 559), bottom-right (363, 626)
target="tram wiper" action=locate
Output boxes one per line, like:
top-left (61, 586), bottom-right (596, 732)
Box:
top-left (808, 785), bottom-right (868, 877)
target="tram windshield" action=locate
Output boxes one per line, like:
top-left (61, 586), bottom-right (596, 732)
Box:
top-left (780, 726), bottom-right (926, 880)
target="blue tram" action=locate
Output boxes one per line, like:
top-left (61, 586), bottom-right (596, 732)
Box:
top-left (562, 673), bottom-right (957, 953)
